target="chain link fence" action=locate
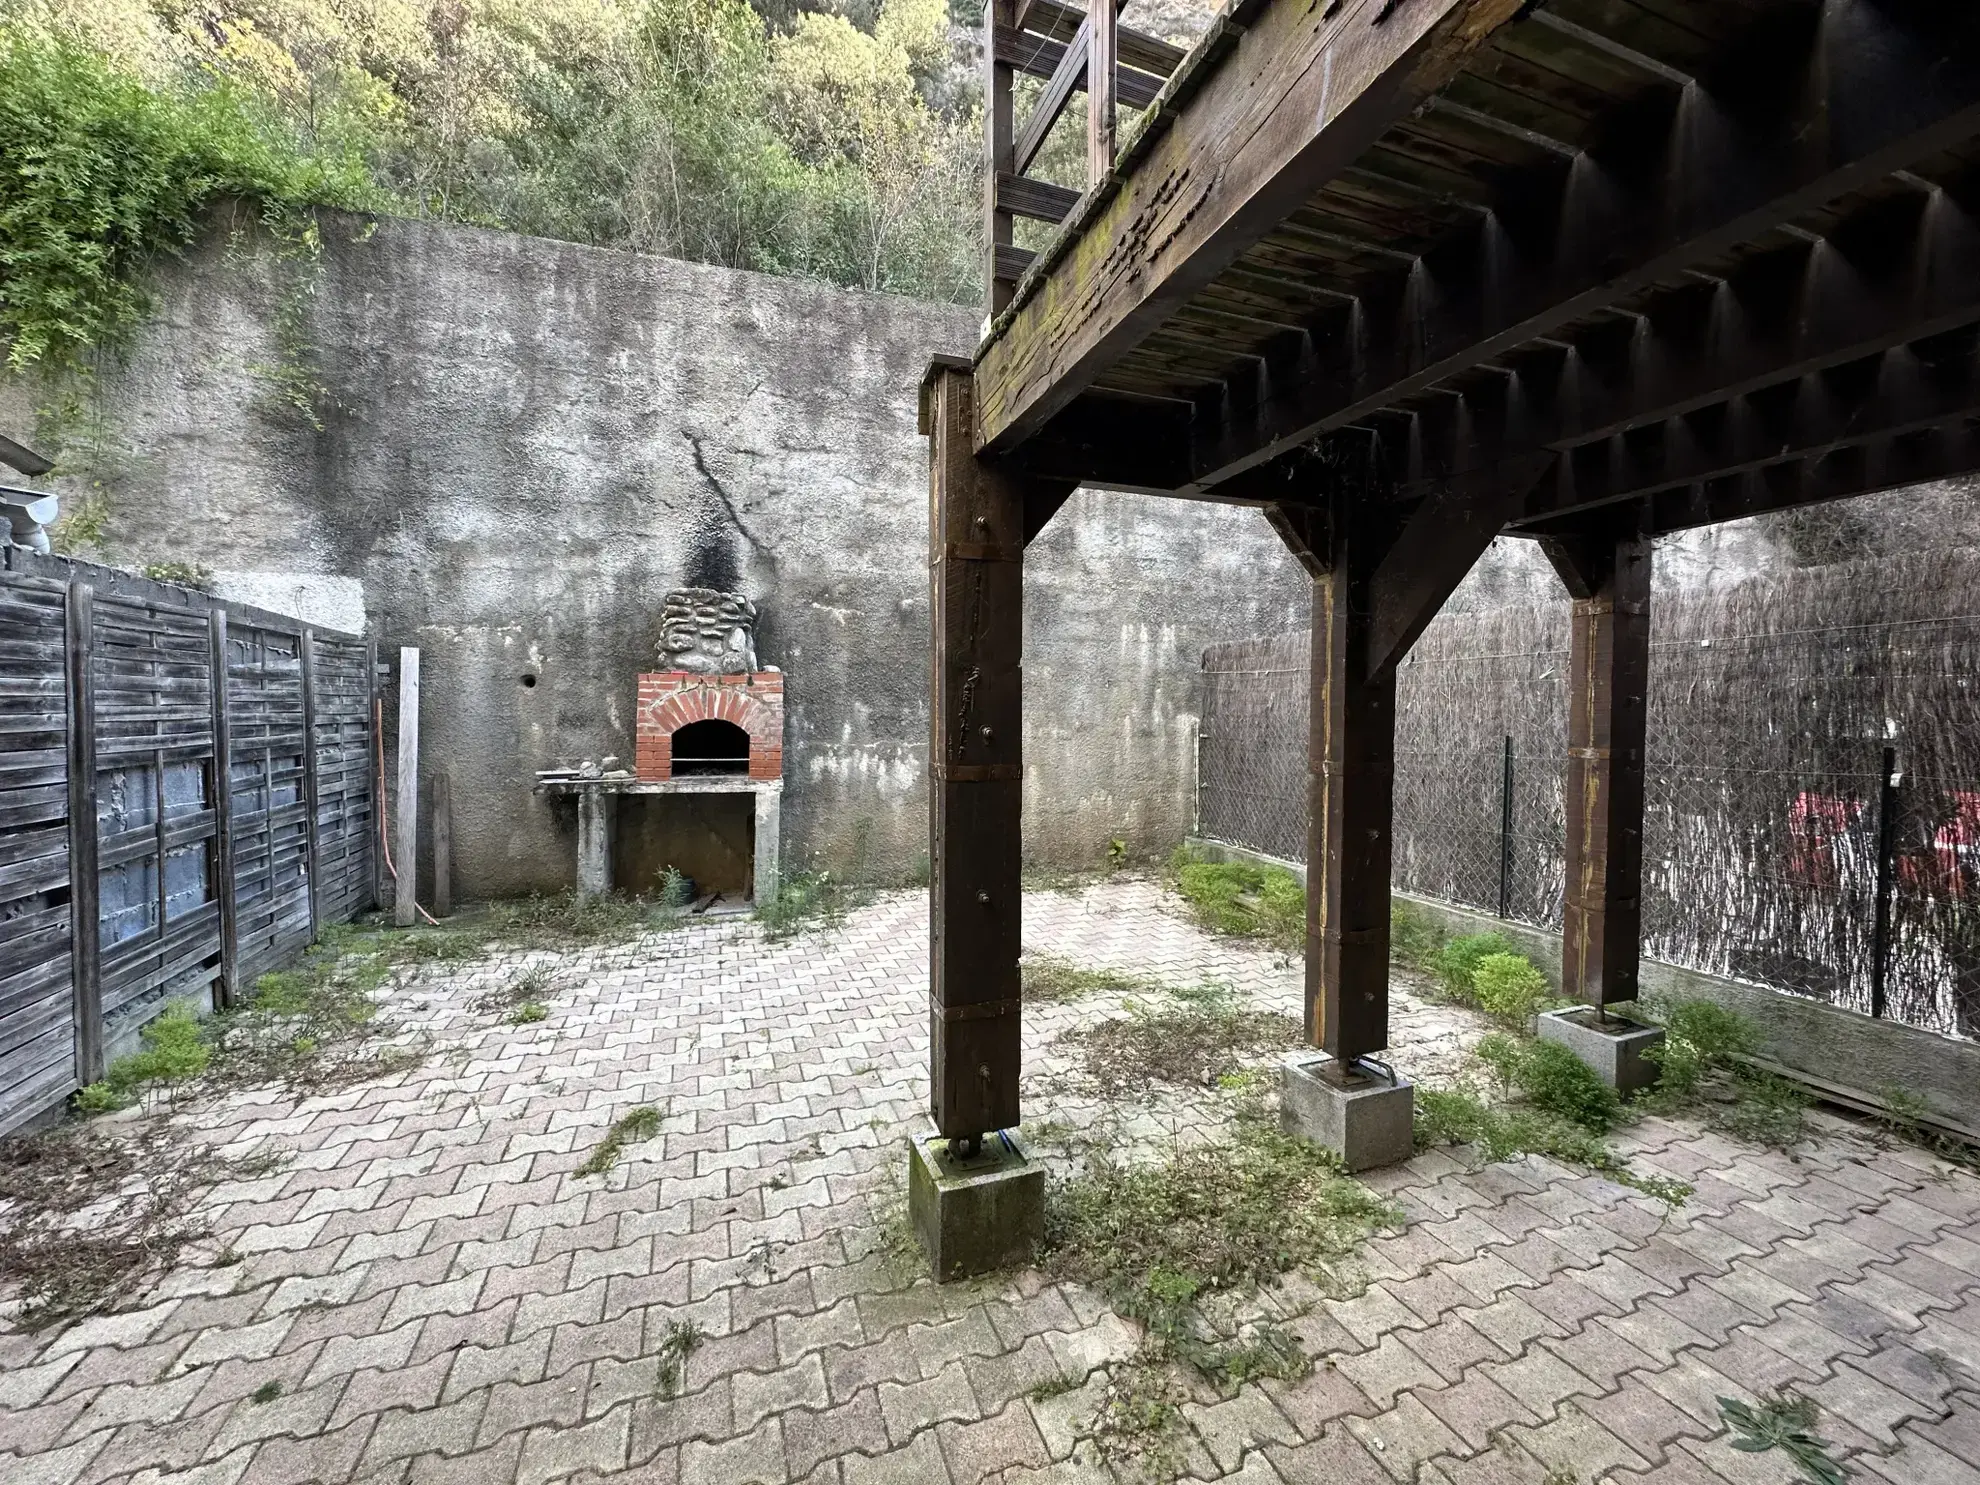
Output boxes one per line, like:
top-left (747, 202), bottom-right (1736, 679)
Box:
top-left (1197, 548), bottom-right (1980, 1041)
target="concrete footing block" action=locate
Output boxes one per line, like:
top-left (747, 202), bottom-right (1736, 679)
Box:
top-left (908, 1129), bottom-right (1044, 1282)
top-left (1537, 1006), bottom-right (1666, 1094)
top-left (1280, 1052), bottom-right (1415, 1173)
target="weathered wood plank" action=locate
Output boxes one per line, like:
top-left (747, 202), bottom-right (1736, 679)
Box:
top-left (977, 0), bottom-right (1525, 451)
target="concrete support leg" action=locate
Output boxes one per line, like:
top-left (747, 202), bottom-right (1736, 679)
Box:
top-left (575, 789), bottom-right (616, 899)
top-left (908, 1130), bottom-right (1043, 1282)
top-left (1542, 525), bottom-right (1652, 1010)
top-left (752, 785), bottom-right (782, 906)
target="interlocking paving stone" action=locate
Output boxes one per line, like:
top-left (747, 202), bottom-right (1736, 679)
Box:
top-left (4, 880), bottom-right (1976, 1484)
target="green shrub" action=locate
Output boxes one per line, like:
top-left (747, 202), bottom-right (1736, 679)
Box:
top-left (657, 866), bottom-right (694, 908)
top-left (1389, 900), bottom-right (1446, 968)
top-left (0, 33), bottom-right (370, 383)
top-left (76, 1004), bottom-right (210, 1111)
top-left (1646, 999), bottom-right (1755, 1095)
top-left (1514, 1040), bottom-right (1620, 1133)
top-left (1430, 932), bottom-right (1514, 1003)
top-left (1472, 952), bottom-right (1551, 1027)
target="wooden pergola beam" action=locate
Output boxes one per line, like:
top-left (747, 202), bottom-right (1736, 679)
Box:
top-left (1187, 0), bottom-right (1980, 484)
top-left (1546, 419), bottom-right (1980, 539)
top-left (975, 0), bottom-right (1528, 452)
top-left (1515, 333), bottom-right (1980, 525)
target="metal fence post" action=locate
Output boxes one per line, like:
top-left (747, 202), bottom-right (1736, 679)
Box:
top-left (1870, 744), bottom-right (1901, 1019)
top-left (1498, 734), bottom-right (1514, 919)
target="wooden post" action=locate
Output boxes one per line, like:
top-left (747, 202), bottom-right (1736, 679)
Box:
top-left (65, 580), bottom-right (102, 1084)
top-left (1307, 516), bottom-right (1399, 1063)
top-left (985, 0), bottom-right (1016, 314)
top-left (432, 772), bottom-right (452, 917)
top-left (209, 609), bottom-right (238, 1006)
top-left (365, 637), bottom-right (382, 911)
top-left (395, 647), bottom-right (420, 927)
top-left (1542, 524), bottom-right (1652, 1009)
top-left (300, 627), bottom-right (322, 938)
top-left (925, 362), bottom-right (1026, 1145)
top-left (1087, 0), bottom-right (1117, 185)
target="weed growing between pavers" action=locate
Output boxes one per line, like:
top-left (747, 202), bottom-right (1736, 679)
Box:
top-left (755, 870), bottom-right (871, 940)
top-left (1043, 1107), bottom-right (1399, 1365)
top-left (1718, 1390), bottom-right (1850, 1485)
top-left (1020, 953), bottom-right (1159, 1003)
top-left (575, 1106), bottom-right (664, 1177)
top-left (0, 1124), bottom-right (287, 1331)
top-left (1638, 999), bottom-right (1810, 1149)
top-left (1038, 1106), bottom-right (1399, 1477)
top-left (482, 891), bottom-right (685, 947)
top-left (1054, 982), bottom-right (1303, 1095)
top-left (653, 1319), bottom-right (703, 1397)
top-left (1091, 1360), bottom-right (1191, 1481)
top-left (1414, 1078), bottom-right (1691, 1207)
top-left (1166, 848), bottom-right (1306, 956)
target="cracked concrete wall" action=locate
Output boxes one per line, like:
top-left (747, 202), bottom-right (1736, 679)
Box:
top-left (13, 214), bottom-right (1310, 897)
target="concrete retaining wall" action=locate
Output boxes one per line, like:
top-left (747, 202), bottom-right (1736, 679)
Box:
top-left (7, 214), bottom-right (1310, 895)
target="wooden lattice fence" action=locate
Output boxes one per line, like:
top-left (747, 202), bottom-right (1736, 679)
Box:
top-left (0, 550), bottom-right (378, 1134)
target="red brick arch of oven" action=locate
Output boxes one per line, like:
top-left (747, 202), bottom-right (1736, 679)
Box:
top-left (636, 676), bottom-right (785, 781)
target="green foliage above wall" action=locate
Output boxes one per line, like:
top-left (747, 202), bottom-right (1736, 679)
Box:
top-left (0, 32), bottom-right (370, 381)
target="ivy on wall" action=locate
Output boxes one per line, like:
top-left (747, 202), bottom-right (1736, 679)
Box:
top-left (0, 33), bottom-right (369, 386)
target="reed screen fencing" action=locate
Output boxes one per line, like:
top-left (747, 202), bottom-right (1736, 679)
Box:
top-left (1197, 548), bottom-right (1980, 1041)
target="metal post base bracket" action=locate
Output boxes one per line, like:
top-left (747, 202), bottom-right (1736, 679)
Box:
top-left (907, 1128), bottom-right (1044, 1283)
top-left (1537, 1007), bottom-right (1666, 1096)
top-left (1281, 1051), bottom-right (1416, 1173)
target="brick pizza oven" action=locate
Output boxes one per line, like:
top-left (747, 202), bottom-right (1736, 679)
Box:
top-left (635, 672), bottom-right (784, 781)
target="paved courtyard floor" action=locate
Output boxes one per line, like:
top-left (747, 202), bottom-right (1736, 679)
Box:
top-left (3, 879), bottom-right (1980, 1485)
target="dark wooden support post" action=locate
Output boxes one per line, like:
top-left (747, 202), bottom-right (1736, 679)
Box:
top-left (209, 609), bottom-right (238, 1007)
top-left (1542, 522), bottom-right (1652, 1009)
top-left (300, 627), bottom-right (323, 939)
top-left (65, 580), bottom-right (102, 1084)
top-left (924, 359), bottom-right (1026, 1145)
top-left (1306, 515), bottom-right (1398, 1063)
top-left (985, 0), bottom-right (1016, 315)
top-left (1087, 0), bottom-right (1116, 184)
top-left (432, 772), bottom-right (453, 918)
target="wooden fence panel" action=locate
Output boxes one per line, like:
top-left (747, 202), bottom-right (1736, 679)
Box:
top-left (90, 593), bottom-right (224, 1030)
top-left (226, 621), bottom-right (314, 988)
top-left (0, 551), bottom-right (377, 1132)
top-left (312, 636), bottom-right (375, 928)
top-left (0, 575), bottom-right (76, 1131)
